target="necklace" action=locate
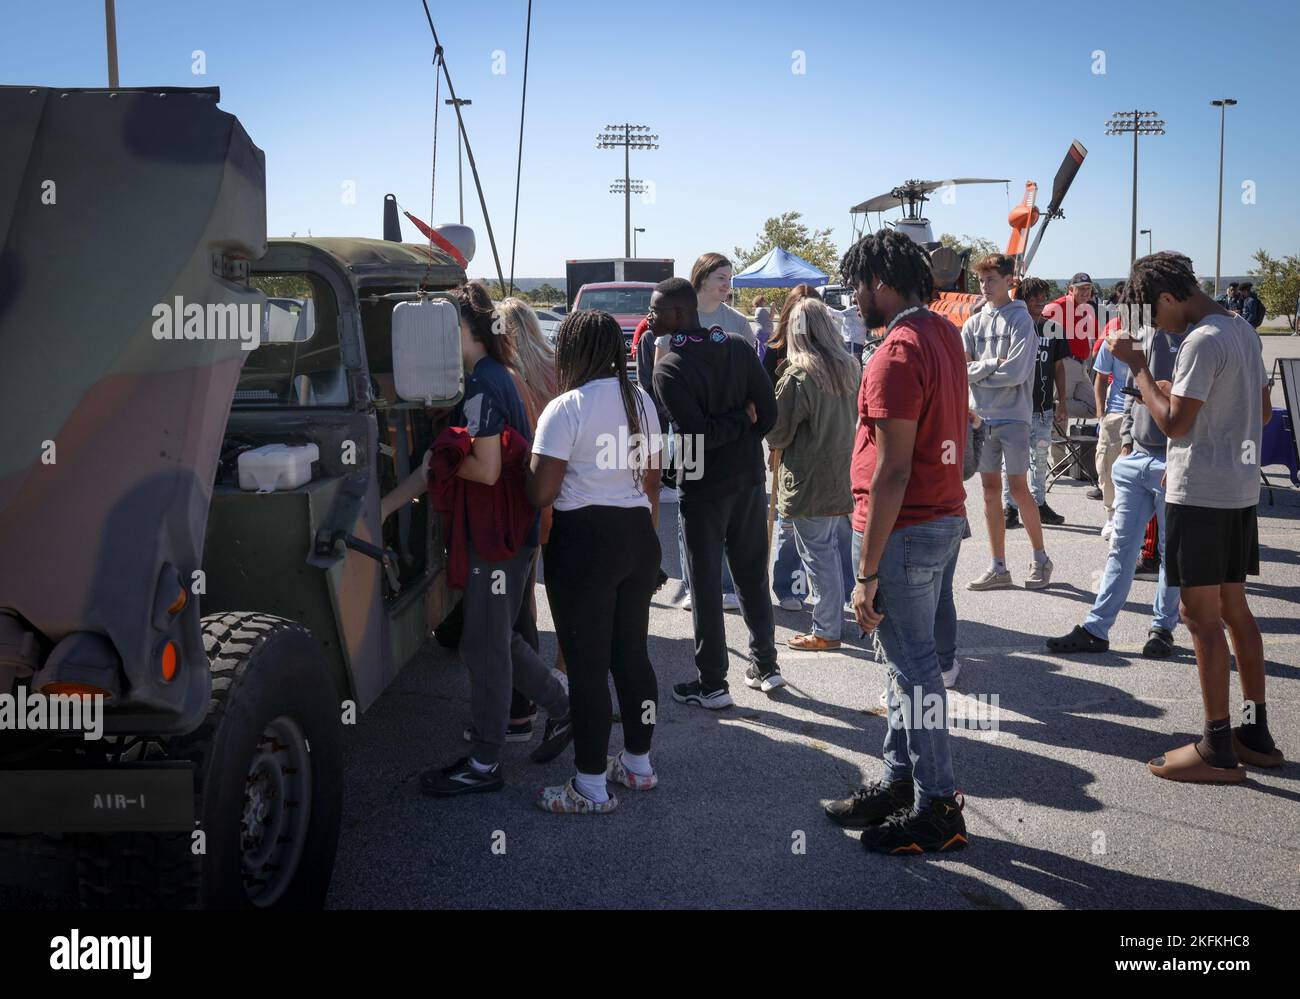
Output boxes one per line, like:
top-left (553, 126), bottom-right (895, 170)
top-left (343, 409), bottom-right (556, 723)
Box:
top-left (886, 305), bottom-right (926, 333)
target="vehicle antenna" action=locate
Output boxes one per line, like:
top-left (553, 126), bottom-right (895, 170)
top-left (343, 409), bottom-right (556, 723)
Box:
top-left (419, 0), bottom-right (507, 294)
top-left (507, 0), bottom-right (533, 298)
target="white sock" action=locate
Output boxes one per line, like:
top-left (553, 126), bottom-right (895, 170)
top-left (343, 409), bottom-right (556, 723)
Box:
top-left (620, 749), bottom-right (653, 776)
top-left (468, 757), bottom-right (494, 774)
top-left (992, 556), bottom-right (1007, 574)
top-left (574, 771), bottom-right (609, 803)
top-left (1034, 548), bottom-right (1049, 565)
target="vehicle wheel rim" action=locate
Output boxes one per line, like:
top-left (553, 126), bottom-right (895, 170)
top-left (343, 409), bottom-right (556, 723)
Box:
top-left (240, 714), bottom-right (311, 907)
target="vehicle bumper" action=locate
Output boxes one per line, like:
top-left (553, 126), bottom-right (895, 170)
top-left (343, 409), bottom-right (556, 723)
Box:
top-left (0, 763), bottom-right (195, 834)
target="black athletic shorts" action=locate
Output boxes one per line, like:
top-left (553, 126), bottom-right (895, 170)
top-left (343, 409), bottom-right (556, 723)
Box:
top-left (1165, 503), bottom-right (1260, 588)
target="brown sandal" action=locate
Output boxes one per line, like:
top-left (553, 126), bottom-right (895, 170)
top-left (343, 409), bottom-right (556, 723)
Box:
top-left (1232, 731), bottom-right (1285, 769)
top-left (787, 634), bottom-right (842, 651)
top-left (1147, 743), bottom-right (1245, 784)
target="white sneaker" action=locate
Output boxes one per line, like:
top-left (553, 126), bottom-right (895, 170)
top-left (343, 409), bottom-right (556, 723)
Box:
top-left (722, 592), bottom-right (741, 611)
top-left (779, 597), bottom-right (803, 611)
top-left (1100, 519), bottom-right (1113, 540)
top-left (681, 592), bottom-right (692, 611)
top-left (941, 662), bottom-right (960, 689)
top-left (659, 486), bottom-right (680, 504)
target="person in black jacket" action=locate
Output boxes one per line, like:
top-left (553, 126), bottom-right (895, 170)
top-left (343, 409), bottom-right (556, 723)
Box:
top-left (651, 277), bottom-right (780, 705)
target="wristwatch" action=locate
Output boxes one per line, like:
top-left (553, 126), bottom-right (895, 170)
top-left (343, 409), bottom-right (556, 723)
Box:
top-left (856, 573), bottom-right (878, 585)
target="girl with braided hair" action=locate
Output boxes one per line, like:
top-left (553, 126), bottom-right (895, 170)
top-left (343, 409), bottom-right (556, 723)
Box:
top-left (526, 309), bottom-right (665, 813)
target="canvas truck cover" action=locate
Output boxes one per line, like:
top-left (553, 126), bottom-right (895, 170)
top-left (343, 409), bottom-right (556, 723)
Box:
top-left (0, 86), bottom-right (266, 732)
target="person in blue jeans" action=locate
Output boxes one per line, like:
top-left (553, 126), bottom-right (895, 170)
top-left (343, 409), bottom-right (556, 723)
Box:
top-left (773, 513), bottom-right (854, 609)
top-left (824, 229), bottom-right (971, 854)
top-left (1047, 325), bottom-right (1186, 658)
top-left (765, 298), bottom-right (860, 651)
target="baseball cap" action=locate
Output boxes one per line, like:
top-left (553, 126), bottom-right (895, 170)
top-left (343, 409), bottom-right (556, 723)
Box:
top-left (1069, 272), bottom-right (1093, 286)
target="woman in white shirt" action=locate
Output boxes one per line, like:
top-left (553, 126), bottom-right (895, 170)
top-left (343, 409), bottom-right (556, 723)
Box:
top-left (526, 310), bottom-right (664, 813)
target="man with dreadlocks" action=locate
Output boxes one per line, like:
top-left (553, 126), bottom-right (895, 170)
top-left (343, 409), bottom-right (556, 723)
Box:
top-left (824, 230), bottom-right (971, 855)
top-left (1107, 252), bottom-right (1282, 782)
top-left (651, 276), bottom-right (780, 707)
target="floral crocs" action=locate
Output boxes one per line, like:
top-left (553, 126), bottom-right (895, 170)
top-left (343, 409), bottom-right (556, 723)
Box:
top-left (606, 753), bottom-right (658, 791)
top-left (536, 778), bottom-right (618, 814)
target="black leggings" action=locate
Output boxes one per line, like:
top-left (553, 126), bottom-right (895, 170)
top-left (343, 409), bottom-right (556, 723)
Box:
top-left (544, 504), bottom-right (661, 775)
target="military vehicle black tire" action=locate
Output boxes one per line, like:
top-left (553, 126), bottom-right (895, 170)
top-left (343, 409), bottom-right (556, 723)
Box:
top-left (76, 613), bottom-right (344, 909)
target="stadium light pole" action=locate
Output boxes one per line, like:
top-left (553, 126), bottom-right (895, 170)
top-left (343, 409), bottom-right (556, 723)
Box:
top-left (634, 227), bottom-right (645, 257)
top-left (444, 97), bottom-right (472, 223)
top-left (1105, 110), bottom-right (1165, 266)
top-left (104, 0), bottom-right (119, 87)
top-left (1140, 228), bottom-right (1152, 255)
top-left (598, 124), bottom-right (658, 257)
top-left (1210, 99), bottom-right (1238, 298)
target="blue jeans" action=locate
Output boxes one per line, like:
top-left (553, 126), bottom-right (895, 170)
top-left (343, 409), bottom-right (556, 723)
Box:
top-left (771, 514), bottom-right (802, 601)
top-left (790, 516), bottom-right (846, 639)
top-left (1003, 410), bottom-right (1054, 508)
top-left (853, 517), bottom-right (964, 805)
top-left (1083, 450), bottom-right (1180, 639)
top-left (853, 526), bottom-right (956, 672)
top-left (779, 514), bottom-right (853, 603)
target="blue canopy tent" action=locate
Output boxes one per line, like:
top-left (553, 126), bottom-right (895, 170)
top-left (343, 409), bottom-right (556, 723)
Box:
top-left (730, 246), bottom-right (828, 288)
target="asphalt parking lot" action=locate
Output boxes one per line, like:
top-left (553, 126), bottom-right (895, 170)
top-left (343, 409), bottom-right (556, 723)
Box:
top-left (327, 470), bottom-right (1300, 910)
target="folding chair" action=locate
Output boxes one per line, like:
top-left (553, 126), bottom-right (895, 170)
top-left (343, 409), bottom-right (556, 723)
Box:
top-left (1045, 418), bottom-right (1099, 493)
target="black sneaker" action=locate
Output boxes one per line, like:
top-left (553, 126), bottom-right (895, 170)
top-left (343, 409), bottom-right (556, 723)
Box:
top-left (860, 795), bottom-right (969, 854)
top-left (744, 664), bottom-right (787, 693)
top-left (1134, 556), bottom-right (1160, 581)
top-left (1086, 486), bottom-right (1104, 500)
top-left (672, 680), bottom-right (734, 709)
top-left (824, 778), bottom-right (914, 829)
top-left (1046, 624), bottom-right (1109, 654)
top-left (421, 757), bottom-right (504, 797)
top-left (1037, 502), bottom-right (1065, 526)
top-left (530, 715), bottom-right (575, 763)
top-left (1142, 627), bottom-right (1174, 658)
top-left (463, 716), bottom-right (534, 743)
top-left (1004, 506), bottom-right (1020, 530)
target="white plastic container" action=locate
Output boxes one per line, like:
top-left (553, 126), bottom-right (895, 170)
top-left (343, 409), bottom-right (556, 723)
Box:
top-left (238, 443), bottom-right (319, 493)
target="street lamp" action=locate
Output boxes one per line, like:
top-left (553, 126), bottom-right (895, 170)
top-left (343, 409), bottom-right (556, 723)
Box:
top-left (597, 124), bottom-right (658, 257)
top-left (1210, 98), bottom-right (1238, 297)
top-left (1140, 228), bottom-right (1152, 255)
top-left (1105, 110), bottom-right (1165, 266)
top-left (444, 96), bottom-right (473, 223)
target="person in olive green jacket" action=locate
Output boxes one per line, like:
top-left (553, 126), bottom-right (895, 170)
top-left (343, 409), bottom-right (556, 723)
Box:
top-left (766, 298), bottom-right (861, 650)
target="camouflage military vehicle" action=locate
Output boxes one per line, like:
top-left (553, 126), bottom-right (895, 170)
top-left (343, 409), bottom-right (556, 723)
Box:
top-left (0, 85), bottom-right (465, 907)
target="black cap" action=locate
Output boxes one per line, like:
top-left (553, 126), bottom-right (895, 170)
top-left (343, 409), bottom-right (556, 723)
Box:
top-left (1069, 272), bottom-right (1093, 286)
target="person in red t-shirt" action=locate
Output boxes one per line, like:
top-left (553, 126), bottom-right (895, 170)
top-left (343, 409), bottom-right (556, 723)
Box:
top-left (822, 230), bottom-right (970, 856)
top-left (1043, 272), bottom-right (1100, 419)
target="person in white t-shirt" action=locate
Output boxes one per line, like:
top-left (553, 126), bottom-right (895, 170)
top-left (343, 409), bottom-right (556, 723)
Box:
top-left (525, 310), bottom-right (665, 814)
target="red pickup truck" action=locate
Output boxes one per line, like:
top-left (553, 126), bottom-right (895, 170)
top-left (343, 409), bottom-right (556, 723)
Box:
top-left (570, 281), bottom-right (656, 380)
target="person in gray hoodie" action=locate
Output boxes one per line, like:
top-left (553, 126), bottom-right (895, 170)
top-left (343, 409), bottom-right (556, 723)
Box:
top-left (962, 254), bottom-right (1054, 591)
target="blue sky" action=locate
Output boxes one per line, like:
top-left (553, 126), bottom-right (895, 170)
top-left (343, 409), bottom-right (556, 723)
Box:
top-left (5, 0), bottom-right (1297, 281)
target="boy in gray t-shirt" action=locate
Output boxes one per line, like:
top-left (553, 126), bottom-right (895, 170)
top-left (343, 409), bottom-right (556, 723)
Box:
top-left (1107, 252), bottom-right (1280, 785)
top-left (1164, 315), bottom-right (1270, 509)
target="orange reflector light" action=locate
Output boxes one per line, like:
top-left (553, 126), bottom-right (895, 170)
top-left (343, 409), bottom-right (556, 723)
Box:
top-left (167, 588), bottom-right (188, 615)
top-left (161, 642), bottom-right (179, 682)
top-left (41, 682), bottom-right (112, 699)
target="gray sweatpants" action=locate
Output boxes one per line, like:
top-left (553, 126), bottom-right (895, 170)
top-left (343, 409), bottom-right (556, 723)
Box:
top-left (462, 542), bottom-right (568, 765)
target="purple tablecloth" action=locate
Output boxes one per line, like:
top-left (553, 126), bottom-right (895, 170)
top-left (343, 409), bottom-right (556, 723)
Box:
top-left (1262, 408), bottom-right (1299, 485)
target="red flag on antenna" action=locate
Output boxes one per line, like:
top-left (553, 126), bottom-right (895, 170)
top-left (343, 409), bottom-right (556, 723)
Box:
top-left (403, 211), bottom-right (469, 268)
